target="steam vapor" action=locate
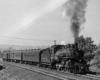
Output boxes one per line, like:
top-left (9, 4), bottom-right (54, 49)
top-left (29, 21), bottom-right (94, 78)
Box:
top-left (62, 0), bottom-right (88, 40)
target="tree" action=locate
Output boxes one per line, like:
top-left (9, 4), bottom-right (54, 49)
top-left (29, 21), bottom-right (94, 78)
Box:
top-left (76, 35), bottom-right (96, 62)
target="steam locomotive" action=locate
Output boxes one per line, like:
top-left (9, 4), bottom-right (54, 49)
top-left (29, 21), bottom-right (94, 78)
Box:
top-left (2, 43), bottom-right (89, 74)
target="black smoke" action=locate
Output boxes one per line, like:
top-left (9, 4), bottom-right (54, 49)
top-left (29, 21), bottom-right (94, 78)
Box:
top-left (62, 0), bottom-right (88, 40)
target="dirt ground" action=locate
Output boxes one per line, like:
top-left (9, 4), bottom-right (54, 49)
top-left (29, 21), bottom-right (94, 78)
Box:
top-left (0, 62), bottom-right (62, 80)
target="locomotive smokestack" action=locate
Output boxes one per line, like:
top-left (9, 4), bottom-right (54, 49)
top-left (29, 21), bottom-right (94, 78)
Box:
top-left (74, 37), bottom-right (78, 49)
top-left (75, 42), bottom-right (78, 49)
top-left (74, 36), bottom-right (78, 43)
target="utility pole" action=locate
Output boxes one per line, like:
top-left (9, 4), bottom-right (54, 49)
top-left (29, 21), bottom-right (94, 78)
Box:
top-left (54, 40), bottom-right (56, 45)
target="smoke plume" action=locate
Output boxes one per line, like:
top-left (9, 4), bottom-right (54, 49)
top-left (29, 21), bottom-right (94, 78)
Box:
top-left (62, 0), bottom-right (88, 40)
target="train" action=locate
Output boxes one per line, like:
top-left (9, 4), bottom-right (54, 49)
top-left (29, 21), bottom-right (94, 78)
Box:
top-left (1, 43), bottom-right (90, 74)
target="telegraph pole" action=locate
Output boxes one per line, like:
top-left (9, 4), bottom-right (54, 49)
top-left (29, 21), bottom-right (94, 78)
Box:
top-left (54, 40), bottom-right (56, 45)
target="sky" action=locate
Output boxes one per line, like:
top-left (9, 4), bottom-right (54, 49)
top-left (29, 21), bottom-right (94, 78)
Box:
top-left (0, 0), bottom-right (100, 46)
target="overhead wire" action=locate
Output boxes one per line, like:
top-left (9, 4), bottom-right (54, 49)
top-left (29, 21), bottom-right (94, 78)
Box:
top-left (0, 36), bottom-right (56, 42)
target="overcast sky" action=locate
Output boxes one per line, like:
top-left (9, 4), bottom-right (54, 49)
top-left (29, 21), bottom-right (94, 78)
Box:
top-left (0, 0), bottom-right (100, 46)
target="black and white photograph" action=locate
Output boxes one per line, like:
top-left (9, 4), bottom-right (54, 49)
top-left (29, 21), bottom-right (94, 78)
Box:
top-left (0, 0), bottom-right (100, 80)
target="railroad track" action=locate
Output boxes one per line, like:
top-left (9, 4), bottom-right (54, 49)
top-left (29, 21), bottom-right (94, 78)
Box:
top-left (54, 70), bottom-right (100, 80)
top-left (1, 61), bottom-right (100, 80)
top-left (86, 74), bottom-right (100, 79)
top-left (61, 70), bottom-right (100, 80)
top-left (1, 61), bottom-right (77, 80)
top-left (58, 69), bottom-right (100, 80)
